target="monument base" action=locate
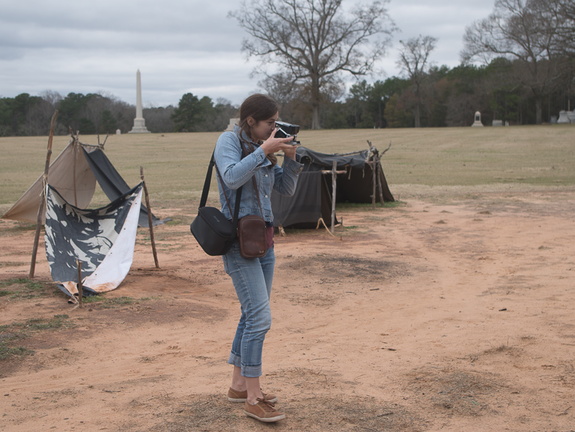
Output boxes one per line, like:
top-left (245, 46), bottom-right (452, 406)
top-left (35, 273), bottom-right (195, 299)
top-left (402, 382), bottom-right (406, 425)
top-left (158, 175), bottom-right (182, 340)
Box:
top-left (471, 110), bottom-right (483, 127)
top-left (129, 118), bottom-right (150, 133)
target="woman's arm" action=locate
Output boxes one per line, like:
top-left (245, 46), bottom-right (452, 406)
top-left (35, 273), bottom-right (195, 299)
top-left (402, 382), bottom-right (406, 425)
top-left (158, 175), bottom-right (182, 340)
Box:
top-left (214, 132), bottom-right (267, 190)
top-left (273, 157), bottom-right (303, 196)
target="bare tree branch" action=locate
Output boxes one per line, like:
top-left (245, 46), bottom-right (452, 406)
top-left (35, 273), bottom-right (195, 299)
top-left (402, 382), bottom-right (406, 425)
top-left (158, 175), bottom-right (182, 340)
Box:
top-left (397, 35), bottom-right (437, 128)
top-left (229, 0), bottom-right (396, 129)
top-left (461, 0), bottom-right (567, 123)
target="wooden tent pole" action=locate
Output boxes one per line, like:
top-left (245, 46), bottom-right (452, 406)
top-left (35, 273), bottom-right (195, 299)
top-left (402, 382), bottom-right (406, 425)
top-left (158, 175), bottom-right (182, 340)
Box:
top-left (76, 259), bottom-right (83, 308)
top-left (140, 167), bottom-right (160, 269)
top-left (29, 110), bottom-right (58, 278)
top-left (378, 141), bottom-right (392, 204)
top-left (366, 140), bottom-right (390, 206)
top-left (375, 156), bottom-right (385, 204)
top-left (321, 162), bottom-right (346, 234)
top-left (73, 134), bottom-right (79, 206)
top-left (330, 160), bottom-right (337, 233)
top-left (371, 160), bottom-right (377, 208)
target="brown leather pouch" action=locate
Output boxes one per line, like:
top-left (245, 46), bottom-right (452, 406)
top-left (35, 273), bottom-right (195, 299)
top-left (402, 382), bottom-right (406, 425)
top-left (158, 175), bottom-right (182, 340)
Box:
top-left (237, 215), bottom-right (267, 258)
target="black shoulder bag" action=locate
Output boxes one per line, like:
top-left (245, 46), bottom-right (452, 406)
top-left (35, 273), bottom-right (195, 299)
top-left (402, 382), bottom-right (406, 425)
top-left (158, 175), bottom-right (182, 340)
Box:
top-left (190, 151), bottom-right (241, 256)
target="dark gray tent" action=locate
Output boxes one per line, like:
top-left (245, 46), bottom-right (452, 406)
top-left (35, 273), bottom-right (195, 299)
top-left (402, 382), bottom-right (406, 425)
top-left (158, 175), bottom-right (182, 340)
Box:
top-left (82, 146), bottom-right (165, 228)
top-left (271, 146), bottom-right (394, 228)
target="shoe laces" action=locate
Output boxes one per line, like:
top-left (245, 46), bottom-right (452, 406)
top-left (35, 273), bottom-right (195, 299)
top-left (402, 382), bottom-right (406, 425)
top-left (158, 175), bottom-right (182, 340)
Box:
top-left (256, 397), bottom-right (277, 411)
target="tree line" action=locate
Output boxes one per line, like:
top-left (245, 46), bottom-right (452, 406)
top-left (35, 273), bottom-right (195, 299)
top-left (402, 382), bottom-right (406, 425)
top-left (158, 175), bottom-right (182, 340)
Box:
top-left (1, 0), bottom-right (573, 136)
top-left (231, 0), bottom-right (574, 129)
top-left (1, 54), bottom-right (572, 137)
top-left (0, 91), bottom-right (238, 137)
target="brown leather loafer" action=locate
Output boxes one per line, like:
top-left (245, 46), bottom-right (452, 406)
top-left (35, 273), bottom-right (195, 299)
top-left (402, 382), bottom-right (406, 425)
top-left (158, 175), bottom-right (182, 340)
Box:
top-left (244, 398), bottom-right (285, 423)
top-left (227, 387), bottom-right (278, 403)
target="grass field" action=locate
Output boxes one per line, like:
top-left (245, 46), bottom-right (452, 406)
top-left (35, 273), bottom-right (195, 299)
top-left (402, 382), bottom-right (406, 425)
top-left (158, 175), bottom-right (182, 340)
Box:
top-left (1, 125), bottom-right (574, 215)
top-left (1, 126), bottom-right (575, 432)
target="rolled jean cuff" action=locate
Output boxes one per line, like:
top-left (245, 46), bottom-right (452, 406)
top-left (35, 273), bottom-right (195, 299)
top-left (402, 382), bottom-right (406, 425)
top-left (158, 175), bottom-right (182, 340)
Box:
top-left (228, 352), bottom-right (241, 368)
top-left (240, 364), bottom-right (262, 378)
top-left (228, 353), bottom-right (262, 378)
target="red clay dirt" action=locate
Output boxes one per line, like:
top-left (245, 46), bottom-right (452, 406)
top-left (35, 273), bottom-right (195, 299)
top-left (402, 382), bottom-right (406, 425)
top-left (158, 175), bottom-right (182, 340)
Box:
top-left (1, 190), bottom-right (574, 431)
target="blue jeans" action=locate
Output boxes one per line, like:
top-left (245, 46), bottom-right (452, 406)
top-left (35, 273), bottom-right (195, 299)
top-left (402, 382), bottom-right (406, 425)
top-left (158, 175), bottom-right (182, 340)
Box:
top-left (222, 242), bottom-right (275, 378)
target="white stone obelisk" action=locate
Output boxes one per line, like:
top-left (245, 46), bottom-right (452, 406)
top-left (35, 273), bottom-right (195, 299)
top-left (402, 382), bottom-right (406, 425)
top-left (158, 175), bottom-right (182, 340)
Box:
top-left (129, 69), bottom-right (150, 133)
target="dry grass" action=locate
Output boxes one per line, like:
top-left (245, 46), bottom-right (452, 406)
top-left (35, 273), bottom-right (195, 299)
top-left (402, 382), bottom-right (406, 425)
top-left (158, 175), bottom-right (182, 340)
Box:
top-left (145, 393), bottom-right (422, 432)
top-left (1, 125), bottom-right (574, 215)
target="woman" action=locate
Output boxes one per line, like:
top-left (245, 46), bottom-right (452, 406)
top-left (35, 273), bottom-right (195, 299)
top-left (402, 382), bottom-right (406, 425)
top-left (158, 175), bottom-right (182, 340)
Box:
top-left (213, 93), bottom-right (302, 423)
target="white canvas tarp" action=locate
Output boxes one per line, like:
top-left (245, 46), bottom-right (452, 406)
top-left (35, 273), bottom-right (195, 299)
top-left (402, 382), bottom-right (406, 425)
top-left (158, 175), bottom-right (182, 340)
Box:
top-left (44, 183), bottom-right (143, 298)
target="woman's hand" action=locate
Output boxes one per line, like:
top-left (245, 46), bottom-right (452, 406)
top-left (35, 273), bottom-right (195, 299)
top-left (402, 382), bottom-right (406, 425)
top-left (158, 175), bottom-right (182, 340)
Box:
top-left (282, 142), bottom-right (298, 160)
top-left (260, 129), bottom-right (298, 159)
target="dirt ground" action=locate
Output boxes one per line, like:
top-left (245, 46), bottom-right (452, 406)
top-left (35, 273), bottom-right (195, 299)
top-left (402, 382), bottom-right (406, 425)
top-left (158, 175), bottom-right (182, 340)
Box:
top-left (1, 189), bottom-right (575, 432)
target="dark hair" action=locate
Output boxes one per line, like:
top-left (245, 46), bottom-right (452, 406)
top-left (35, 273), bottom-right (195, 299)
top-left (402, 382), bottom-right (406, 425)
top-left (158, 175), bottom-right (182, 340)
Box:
top-left (238, 93), bottom-right (279, 165)
top-left (239, 93), bottom-right (279, 139)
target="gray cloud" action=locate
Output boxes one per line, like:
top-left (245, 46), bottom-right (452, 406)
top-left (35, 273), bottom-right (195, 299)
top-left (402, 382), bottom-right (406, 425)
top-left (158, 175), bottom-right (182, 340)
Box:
top-left (0, 0), bottom-right (494, 107)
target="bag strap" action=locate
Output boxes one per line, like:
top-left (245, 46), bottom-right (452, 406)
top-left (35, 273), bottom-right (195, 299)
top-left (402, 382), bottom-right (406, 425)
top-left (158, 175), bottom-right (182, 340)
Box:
top-left (198, 151), bottom-right (216, 208)
top-left (199, 150), bottom-right (242, 227)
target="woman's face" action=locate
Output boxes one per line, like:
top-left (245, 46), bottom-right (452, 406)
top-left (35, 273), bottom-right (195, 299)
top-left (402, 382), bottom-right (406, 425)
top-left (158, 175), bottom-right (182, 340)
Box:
top-left (249, 111), bottom-right (279, 142)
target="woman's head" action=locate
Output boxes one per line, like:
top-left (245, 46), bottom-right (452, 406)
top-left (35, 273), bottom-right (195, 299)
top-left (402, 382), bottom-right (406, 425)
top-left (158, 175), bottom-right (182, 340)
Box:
top-left (239, 94), bottom-right (279, 142)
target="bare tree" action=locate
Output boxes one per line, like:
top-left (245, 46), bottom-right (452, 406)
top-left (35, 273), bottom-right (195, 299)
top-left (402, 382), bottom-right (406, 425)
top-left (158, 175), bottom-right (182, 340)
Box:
top-left (546, 0), bottom-right (575, 56)
top-left (461, 0), bottom-right (564, 123)
top-left (259, 72), bottom-right (301, 108)
top-left (40, 90), bottom-right (63, 107)
top-left (25, 98), bottom-right (54, 136)
top-left (397, 35), bottom-right (437, 127)
top-left (230, 0), bottom-right (395, 129)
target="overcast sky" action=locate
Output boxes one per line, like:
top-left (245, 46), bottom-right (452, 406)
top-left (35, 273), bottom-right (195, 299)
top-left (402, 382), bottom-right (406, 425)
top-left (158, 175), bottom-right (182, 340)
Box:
top-left (0, 0), bottom-right (495, 108)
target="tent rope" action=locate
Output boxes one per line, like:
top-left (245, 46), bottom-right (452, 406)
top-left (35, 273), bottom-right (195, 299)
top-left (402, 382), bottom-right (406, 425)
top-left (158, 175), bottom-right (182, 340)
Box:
top-left (315, 218), bottom-right (338, 237)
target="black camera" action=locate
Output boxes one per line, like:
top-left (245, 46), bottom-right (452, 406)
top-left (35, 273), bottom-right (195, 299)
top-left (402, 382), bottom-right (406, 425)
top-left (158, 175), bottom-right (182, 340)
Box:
top-left (275, 121), bottom-right (300, 144)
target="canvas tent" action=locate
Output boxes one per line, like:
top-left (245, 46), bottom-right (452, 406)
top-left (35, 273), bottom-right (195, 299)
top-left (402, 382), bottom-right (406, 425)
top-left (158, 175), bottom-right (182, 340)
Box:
top-left (44, 182), bottom-right (143, 298)
top-left (271, 146), bottom-right (394, 228)
top-left (2, 138), bottom-right (165, 299)
top-left (2, 140), bottom-right (166, 228)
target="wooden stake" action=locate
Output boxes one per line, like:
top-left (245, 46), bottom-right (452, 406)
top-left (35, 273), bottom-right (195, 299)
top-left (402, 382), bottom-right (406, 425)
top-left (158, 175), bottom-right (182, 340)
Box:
top-left (376, 158), bottom-right (385, 204)
top-left (330, 160), bottom-right (337, 233)
top-left (321, 163), bottom-right (346, 233)
top-left (366, 140), bottom-right (390, 206)
top-left (29, 110), bottom-right (58, 278)
top-left (76, 259), bottom-right (83, 307)
top-left (140, 167), bottom-right (160, 268)
top-left (371, 160), bottom-right (377, 208)
top-left (72, 134), bottom-right (79, 206)
top-left (370, 153), bottom-right (386, 205)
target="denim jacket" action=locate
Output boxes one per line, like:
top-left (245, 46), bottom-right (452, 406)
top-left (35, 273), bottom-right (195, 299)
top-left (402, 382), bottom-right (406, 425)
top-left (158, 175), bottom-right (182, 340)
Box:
top-left (214, 125), bottom-right (303, 224)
